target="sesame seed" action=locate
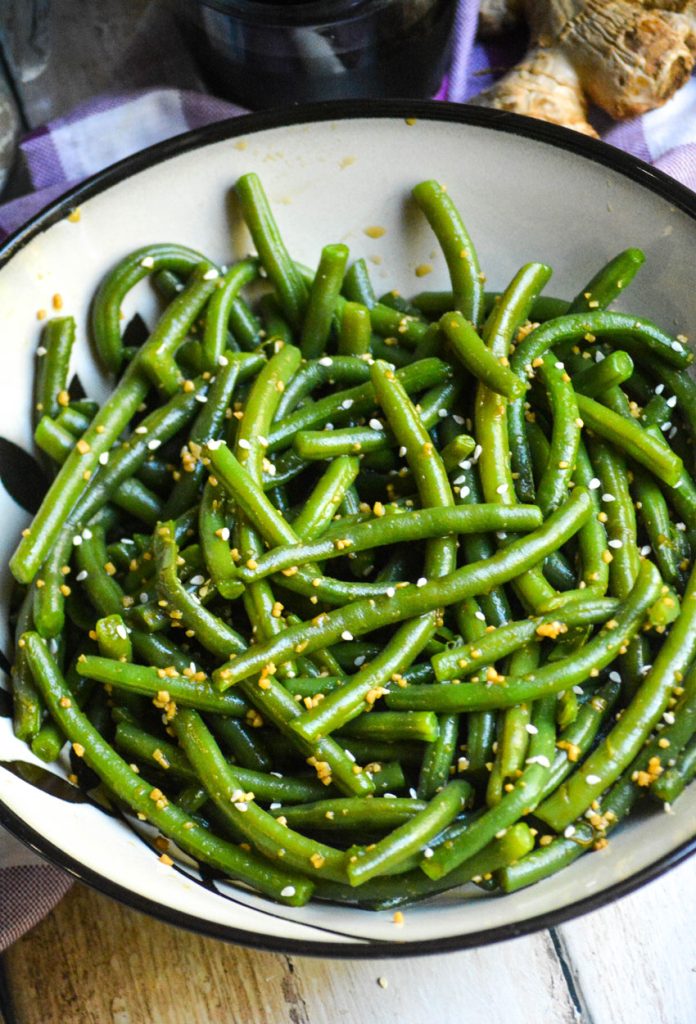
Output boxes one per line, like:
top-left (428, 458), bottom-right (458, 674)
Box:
top-left (416, 577), bottom-right (427, 588)
top-left (589, 478), bottom-right (601, 490)
top-left (140, 256), bottom-right (155, 268)
top-left (75, 570), bottom-right (88, 581)
top-left (368, 418), bottom-right (383, 431)
top-left (586, 774), bottom-right (601, 785)
top-left (341, 630), bottom-right (354, 641)
top-left (238, 439), bottom-right (251, 450)
top-left (147, 439), bottom-right (161, 451)
top-left (319, 356), bottom-right (333, 366)
top-left (525, 723), bottom-right (538, 735)
top-left (564, 825), bottom-right (576, 838)
top-left (202, 268), bottom-right (219, 280)
top-left (496, 483), bottom-right (508, 495)
top-left (280, 886), bottom-right (296, 898)
top-left (602, 493), bottom-right (615, 503)
top-left (608, 539), bottom-right (623, 549)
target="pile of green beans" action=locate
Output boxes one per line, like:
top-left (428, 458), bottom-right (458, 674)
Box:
top-left (9, 173), bottom-right (696, 911)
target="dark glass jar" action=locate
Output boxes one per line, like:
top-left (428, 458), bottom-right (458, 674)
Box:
top-left (175, 0), bottom-right (457, 109)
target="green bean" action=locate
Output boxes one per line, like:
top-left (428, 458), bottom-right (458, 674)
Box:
top-left (486, 644), bottom-right (539, 806)
top-left (536, 560), bottom-right (696, 830)
top-left (153, 521), bottom-right (247, 657)
top-left (534, 357), bottom-right (581, 515)
top-left (77, 655), bottom-right (248, 716)
top-left (33, 317), bottom-right (76, 428)
top-left (412, 180), bottom-right (483, 324)
top-left (238, 505), bottom-right (543, 583)
top-left (416, 711), bottom-right (460, 802)
top-left (422, 696), bottom-right (557, 879)
top-left (338, 301), bottom-right (372, 356)
top-left (267, 357), bottom-right (451, 453)
top-left (567, 248), bottom-right (646, 314)
top-left (386, 561), bottom-right (662, 711)
top-left (571, 350), bottom-right (634, 397)
top-left (347, 779), bottom-right (471, 885)
top-left (235, 173), bottom-right (307, 329)
top-left (440, 311), bottom-right (527, 399)
top-left (272, 797), bottom-right (427, 833)
top-left (95, 613), bottom-right (133, 662)
top-left (577, 393), bottom-right (683, 486)
top-left (300, 244), bottom-right (349, 358)
top-left (24, 632), bottom-right (312, 904)
top-left (213, 488), bottom-right (592, 689)
top-left (259, 293), bottom-right (293, 346)
top-left (201, 259), bottom-right (258, 368)
top-left (290, 456), bottom-right (360, 540)
top-left (343, 258), bottom-right (377, 308)
top-left (173, 708), bottom-right (347, 881)
top-left (651, 735), bottom-right (696, 803)
top-left (206, 715), bottom-right (271, 773)
top-left (338, 711), bottom-right (440, 744)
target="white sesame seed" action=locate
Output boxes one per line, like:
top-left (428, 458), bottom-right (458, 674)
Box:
top-left (218, 354), bottom-right (229, 366)
top-left (416, 577), bottom-right (427, 588)
top-left (640, 545), bottom-right (652, 556)
top-left (139, 592), bottom-right (149, 603)
top-left (140, 256), bottom-right (155, 269)
top-left (655, 384), bottom-right (665, 395)
top-left (36, 346), bottom-right (47, 356)
top-left (589, 478), bottom-right (601, 490)
top-left (190, 575), bottom-right (205, 586)
top-left (98, 452), bottom-right (109, 465)
top-left (460, 460), bottom-right (472, 470)
top-left (663, 711), bottom-right (676, 725)
top-left (116, 624), bottom-right (129, 640)
top-left (496, 483), bottom-right (508, 495)
top-left (666, 395), bottom-right (678, 408)
top-left (238, 439), bottom-right (251, 450)
top-left (564, 825), bottom-right (576, 837)
top-left (526, 755), bottom-right (551, 768)
top-left (281, 886), bottom-right (296, 898)
top-left (452, 415), bottom-right (464, 425)
top-left (555, 360), bottom-right (564, 369)
top-left (354, 655), bottom-right (366, 666)
top-left (472, 444), bottom-right (483, 463)
top-left (525, 723), bottom-right (538, 735)
top-left (386, 587), bottom-right (396, 598)
top-left (377, 977), bottom-right (389, 990)
top-left (270, 802), bottom-right (282, 810)
top-left (609, 671), bottom-right (621, 683)
top-left (671, 340), bottom-right (684, 352)
top-left (341, 399), bottom-right (354, 410)
top-left (72, 535), bottom-right (82, 546)
top-left (438, 408), bottom-right (448, 418)
top-left (341, 630), bottom-right (354, 641)
top-left (203, 267), bottom-right (219, 280)
top-left (586, 775), bottom-right (601, 785)
top-left (368, 418), bottom-right (383, 431)
top-left (669, 426), bottom-right (678, 439)
top-left (459, 486), bottom-right (471, 498)
top-left (195, 394), bottom-right (207, 403)
top-left (573, 685), bottom-right (584, 695)
top-left (662, 421), bottom-right (673, 432)
top-left (75, 570), bottom-right (88, 581)
top-left (423, 847), bottom-right (434, 859)
top-left (452, 474), bottom-right (467, 486)
top-left (319, 357), bottom-right (333, 366)
top-left (134, 425), bottom-right (148, 434)
top-left (676, 522), bottom-right (687, 531)
top-left (147, 439), bottom-right (161, 451)
top-left (206, 439), bottom-right (222, 450)
top-left (475, 610), bottom-right (486, 622)
top-left (219, 527), bottom-right (230, 541)
top-left (409, 788), bottom-right (417, 799)
top-left (608, 539), bottom-right (623, 549)
top-left (602, 493), bottom-right (615, 503)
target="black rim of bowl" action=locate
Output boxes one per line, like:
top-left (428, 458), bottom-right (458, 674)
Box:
top-left (1, 99), bottom-right (695, 958)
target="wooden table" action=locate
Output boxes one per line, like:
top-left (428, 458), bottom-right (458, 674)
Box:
top-left (1, 4), bottom-right (695, 1021)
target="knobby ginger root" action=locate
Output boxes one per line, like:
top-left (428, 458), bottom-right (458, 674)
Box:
top-left (473, 0), bottom-right (696, 136)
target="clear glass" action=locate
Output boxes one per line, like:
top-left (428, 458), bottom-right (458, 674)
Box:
top-left (175, 0), bottom-right (457, 108)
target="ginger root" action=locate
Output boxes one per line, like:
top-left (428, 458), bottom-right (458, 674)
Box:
top-left (472, 0), bottom-right (696, 136)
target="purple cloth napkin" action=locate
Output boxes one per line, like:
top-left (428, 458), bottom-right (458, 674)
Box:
top-left (2, 0), bottom-right (696, 950)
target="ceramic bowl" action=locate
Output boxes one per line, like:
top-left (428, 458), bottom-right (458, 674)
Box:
top-left (1, 102), bottom-right (694, 956)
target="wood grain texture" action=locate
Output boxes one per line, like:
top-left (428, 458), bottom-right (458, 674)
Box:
top-left (558, 856), bottom-right (696, 1024)
top-left (2, 883), bottom-right (580, 1024)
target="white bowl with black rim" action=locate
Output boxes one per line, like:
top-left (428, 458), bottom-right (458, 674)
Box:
top-left (0, 102), bottom-right (694, 956)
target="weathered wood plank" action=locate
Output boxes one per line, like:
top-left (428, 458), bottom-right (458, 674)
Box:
top-left (557, 856), bottom-right (696, 1024)
top-left (3, 883), bottom-right (580, 1024)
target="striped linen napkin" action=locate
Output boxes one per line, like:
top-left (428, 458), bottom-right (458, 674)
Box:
top-left (2, 0), bottom-right (695, 949)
